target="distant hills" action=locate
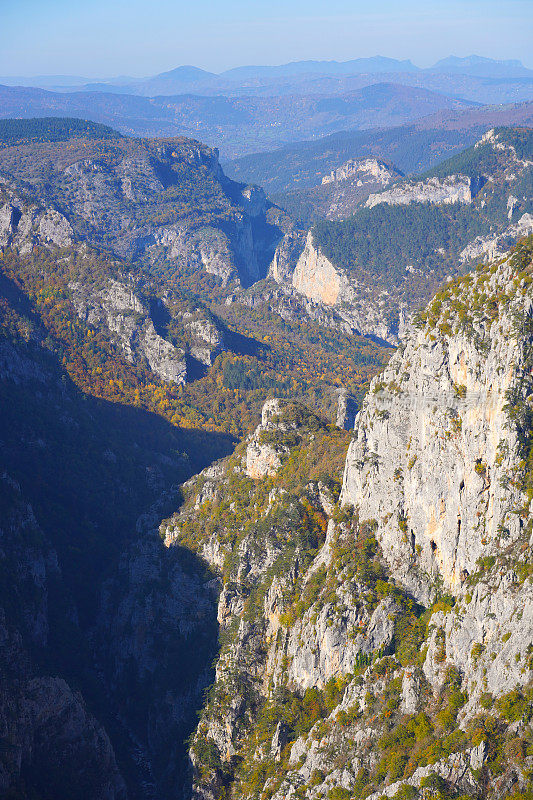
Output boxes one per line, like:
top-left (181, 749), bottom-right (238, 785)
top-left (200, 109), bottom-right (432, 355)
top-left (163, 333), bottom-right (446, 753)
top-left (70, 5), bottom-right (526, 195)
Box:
top-left (225, 102), bottom-right (533, 193)
top-left (220, 56), bottom-right (420, 81)
top-left (0, 82), bottom-right (475, 158)
top-left (430, 55), bottom-right (533, 78)
top-left (0, 55), bottom-right (532, 159)
top-left (1, 55), bottom-right (531, 96)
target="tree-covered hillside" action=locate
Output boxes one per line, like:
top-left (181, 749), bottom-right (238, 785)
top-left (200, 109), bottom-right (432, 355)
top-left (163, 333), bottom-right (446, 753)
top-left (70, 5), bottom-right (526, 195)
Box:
top-left (313, 202), bottom-right (488, 285)
top-left (302, 127), bottom-right (532, 334)
top-left (422, 126), bottom-right (533, 180)
top-left (0, 116), bottom-right (122, 146)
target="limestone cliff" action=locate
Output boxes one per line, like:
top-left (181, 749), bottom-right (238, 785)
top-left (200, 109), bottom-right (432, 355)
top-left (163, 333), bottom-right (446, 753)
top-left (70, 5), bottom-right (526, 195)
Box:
top-left (288, 231), bottom-right (405, 343)
top-left (0, 136), bottom-right (289, 294)
top-left (460, 212), bottom-right (533, 263)
top-left (341, 248), bottom-right (529, 600)
top-left (321, 158), bottom-right (400, 187)
top-left (365, 174), bottom-right (475, 208)
top-left (273, 158), bottom-right (403, 226)
top-left (69, 275), bottom-right (225, 383)
top-left (292, 231), bottom-right (346, 306)
top-left (162, 239), bottom-right (533, 800)
top-left (0, 176), bottom-right (73, 251)
top-left (341, 235), bottom-right (533, 702)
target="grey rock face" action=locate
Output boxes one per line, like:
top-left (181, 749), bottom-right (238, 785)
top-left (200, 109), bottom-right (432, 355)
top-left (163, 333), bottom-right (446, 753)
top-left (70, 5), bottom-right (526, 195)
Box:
top-left (424, 570), bottom-right (533, 701)
top-left (460, 212), bottom-right (533, 262)
top-left (269, 229), bottom-right (307, 284)
top-left (0, 177), bottom-right (73, 252)
top-left (283, 595), bottom-right (399, 691)
top-left (400, 667), bottom-right (422, 714)
top-left (271, 721), bottom-right (290, 760)
top-left (70, 277), bottom-right (188, 384)
top-left (288, 231), bottom-right (405, 343)
top-left (245, 398), bottom-right (286, 479)
top-left (69, 275), bottom-right (225, 383)
top-left (341, 253), bottom-right (528, 602)
top-left (366, 174), bottom-right (474, 208)
top-left (292, 231), bottom-right (346, 306)
top-left (339, 248), bottom-right (533, 712)
top-left (321, 158), bottom-right (399, 187)
top-left (362, 749), bottom-right (478, 800)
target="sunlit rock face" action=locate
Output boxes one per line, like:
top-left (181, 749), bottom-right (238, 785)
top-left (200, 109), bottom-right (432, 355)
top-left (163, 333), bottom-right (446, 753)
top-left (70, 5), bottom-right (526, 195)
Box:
top-left (342, 251), bottom-right (529, 602)
top-left (366, 174), bottom-right (474, 208)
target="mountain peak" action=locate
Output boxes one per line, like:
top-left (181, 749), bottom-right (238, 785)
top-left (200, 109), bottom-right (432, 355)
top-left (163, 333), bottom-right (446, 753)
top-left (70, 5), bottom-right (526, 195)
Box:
top-left (151, 64), bottom-right (218, 81)
top-left (430, 54), bottom-right (532, 77)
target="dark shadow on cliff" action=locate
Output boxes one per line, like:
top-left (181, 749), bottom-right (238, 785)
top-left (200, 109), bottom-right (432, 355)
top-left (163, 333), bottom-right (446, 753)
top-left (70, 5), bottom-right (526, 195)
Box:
top-left (220, 322), bottom-right (269, 357)
top-left (91, 532), bottom-right (220, 800)
top-left (364, 332), bottom-right (396, 349)
top-left (0, 334), bottom-right (230, 799)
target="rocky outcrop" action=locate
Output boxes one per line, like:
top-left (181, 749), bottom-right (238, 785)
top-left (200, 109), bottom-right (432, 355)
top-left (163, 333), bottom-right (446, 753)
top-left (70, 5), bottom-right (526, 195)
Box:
top-left (288, 231), bottom-right (406, 343)
top-left (70, 276), bottom-right (226, 382)
top-left (477, 127), bottom-right (533, 169)
top-left (292, 231), bottom-right (346, 306)
top-left (268, 229), bottom-right (307, 284)
top-left (245, 439), bottom-right (282, 479)
top-left (366, 174), bottom-right (475, 208)
top-left (70, 277), bottom-right (188, 384)
top-left (273, 159), bottom-right (403, 225)
top-left (283, 594), bottom-right (399, 691)
top-left (245, 399), bottom-right (288, 478)
top-left (339, 241), bottom-right (533, 717)
top-left (460, 212), bottom-right (533, 262)
top-left (321, 158), bottom-right (400, 187)
top-left (0, 177), bottom-right (73, 252)
top-left (336, 389), bottom-right (358, 430)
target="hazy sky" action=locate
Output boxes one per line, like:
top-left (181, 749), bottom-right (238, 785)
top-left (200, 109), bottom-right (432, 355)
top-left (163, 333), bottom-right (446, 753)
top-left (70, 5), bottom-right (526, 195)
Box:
top-left (1, 0), bottom-right (532, 77)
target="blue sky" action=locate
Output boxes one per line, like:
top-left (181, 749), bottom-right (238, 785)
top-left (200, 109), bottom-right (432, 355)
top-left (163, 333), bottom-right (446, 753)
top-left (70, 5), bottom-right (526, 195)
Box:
top-left (1, 0), bottom-right (532, 77)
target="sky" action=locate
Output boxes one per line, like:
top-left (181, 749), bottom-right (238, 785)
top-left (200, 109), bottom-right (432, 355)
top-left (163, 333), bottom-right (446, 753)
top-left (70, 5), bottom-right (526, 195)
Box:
top-left (0, 0), bottom-right (532, 78)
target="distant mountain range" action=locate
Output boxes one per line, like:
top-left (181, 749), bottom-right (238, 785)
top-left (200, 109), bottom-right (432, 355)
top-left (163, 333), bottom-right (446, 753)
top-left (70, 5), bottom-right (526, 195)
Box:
top-left (0, 82), bottom-right (476, 158)
top-left (1, 55), bottom-right (532, 160)
top-left (1, 55), bottom-right (531, 96)
top-left (430, 55), bottom-right (533, 78)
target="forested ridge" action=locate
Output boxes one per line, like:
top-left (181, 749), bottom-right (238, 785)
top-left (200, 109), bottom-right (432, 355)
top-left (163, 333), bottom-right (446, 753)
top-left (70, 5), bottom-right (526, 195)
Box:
top-left (0, 116), bottom-right (122, 147)
top-left (313, 203), bottom-right (487, 282)
top-left (422, 126), bottom-right (533, 180)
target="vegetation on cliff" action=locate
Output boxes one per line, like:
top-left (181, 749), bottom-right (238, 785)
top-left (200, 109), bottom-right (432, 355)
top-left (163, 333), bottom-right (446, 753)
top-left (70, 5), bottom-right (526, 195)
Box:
top-left (161, 239), bottom-right (533, 800)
